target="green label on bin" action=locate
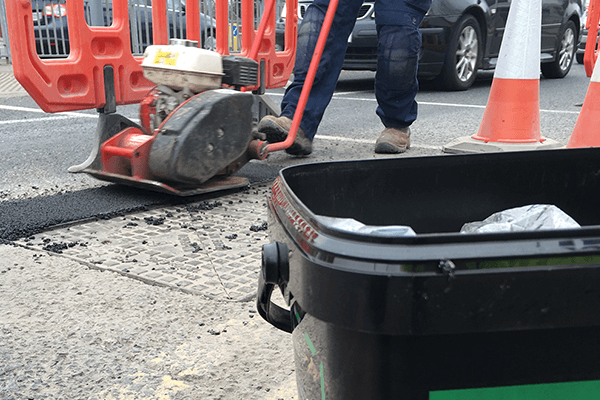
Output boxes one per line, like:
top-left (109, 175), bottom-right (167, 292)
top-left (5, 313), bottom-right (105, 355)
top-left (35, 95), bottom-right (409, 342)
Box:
top-left (476, 255), bottom-right (600, 270)
top-left (430, 380), bottom-right (600, 399)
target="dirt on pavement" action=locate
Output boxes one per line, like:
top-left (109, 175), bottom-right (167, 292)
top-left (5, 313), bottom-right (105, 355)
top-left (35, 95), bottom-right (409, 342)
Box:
top-left (0, 243), bottom-right (298, 400)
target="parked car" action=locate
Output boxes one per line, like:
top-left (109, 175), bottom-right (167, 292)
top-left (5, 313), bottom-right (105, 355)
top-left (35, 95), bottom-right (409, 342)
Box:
top-left (32, 0), bottom-right (216, 58)
top-left (576, 28), bottom-right (587, 64)
top-left (576, 0), bottom-right (590, 64)
top-left (278, 0), bottom-right (583, 90)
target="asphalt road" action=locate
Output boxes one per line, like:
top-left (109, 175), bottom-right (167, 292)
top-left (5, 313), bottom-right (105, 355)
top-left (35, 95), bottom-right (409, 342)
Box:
top-left (0, 64), bottom-right (592, 240)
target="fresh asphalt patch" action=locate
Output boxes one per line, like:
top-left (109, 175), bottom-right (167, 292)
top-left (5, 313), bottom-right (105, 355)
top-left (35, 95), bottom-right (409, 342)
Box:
top-left (0, 185), bottom-right (174, 241)
top-left (0, 162), bottom-right (283, 241)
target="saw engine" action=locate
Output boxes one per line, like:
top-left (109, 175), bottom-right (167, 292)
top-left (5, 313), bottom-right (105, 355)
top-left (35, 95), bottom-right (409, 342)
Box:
top-left (142, 40), bottom-right (261, 131)
top-left (72, 39), bottom-right (273, 196)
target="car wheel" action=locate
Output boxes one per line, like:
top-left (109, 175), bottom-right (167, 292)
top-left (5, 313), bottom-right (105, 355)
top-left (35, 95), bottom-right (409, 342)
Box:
top-left (576, 52), bottom-right (584, 64)
top-left (439, 14), bottom-right (481, 91)
top-left (541, 20), bottom-right (576, 79)
top-left (202, 32), bottom-right (216, 50)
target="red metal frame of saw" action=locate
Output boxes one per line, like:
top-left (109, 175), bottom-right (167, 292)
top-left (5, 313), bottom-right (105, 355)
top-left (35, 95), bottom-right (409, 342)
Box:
top-left (98, 90), bottom-right (269, 188)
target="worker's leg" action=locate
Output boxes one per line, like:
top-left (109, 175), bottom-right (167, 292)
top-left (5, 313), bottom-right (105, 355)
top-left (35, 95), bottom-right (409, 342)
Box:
top-left (373, 1), bottom-right (430, 153)
top-left (279, 0), bottom-right (364, 140)
top-left (374, 16), bottom-right (424, 129)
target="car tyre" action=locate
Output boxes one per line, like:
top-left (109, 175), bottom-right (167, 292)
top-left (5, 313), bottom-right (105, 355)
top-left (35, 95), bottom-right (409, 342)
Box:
top-left (576, 52), bottom-right (585, 64)
top-left (202, 31), bottom-right (216, 50)
top-left (438, 14), bottom-right (482, 91)
top-left (541, 20), bottom-right (577, 79)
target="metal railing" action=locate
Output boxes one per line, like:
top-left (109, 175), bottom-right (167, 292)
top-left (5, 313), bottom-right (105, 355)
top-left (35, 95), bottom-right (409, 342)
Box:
top-left (25, 0), bottom-right (285, 59)
top-left (0, 0), bottom-right (11, 63)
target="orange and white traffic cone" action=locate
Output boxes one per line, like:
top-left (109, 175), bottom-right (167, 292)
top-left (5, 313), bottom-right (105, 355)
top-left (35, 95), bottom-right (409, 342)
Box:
top-left (566, 55), bottom-right (600, 147)
top-left (443, 0), bottom-right (561, 153)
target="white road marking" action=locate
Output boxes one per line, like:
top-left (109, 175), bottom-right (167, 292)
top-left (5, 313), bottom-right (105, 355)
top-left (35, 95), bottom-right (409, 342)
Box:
top-left (315, 134), bottom-right (441, 150)
top-left (0, 115), bottom-right (76, 125)
top-left (0, 94), bottom-right (577, 147)
top-left (0, 104), bottom-right (99, 118)
top-left (267, 92), bottom-right (581, 115)
top-left (0, 104), bottom-right (143, 125)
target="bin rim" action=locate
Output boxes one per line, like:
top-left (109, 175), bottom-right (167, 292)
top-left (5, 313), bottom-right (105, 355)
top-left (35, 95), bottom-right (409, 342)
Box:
top-left (273, 156), bottom-right (600, 263)
top-left (277, 151), bottom-right (600, 243)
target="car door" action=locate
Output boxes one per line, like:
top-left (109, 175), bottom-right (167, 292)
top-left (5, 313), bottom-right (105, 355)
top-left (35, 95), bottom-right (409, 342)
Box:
top-left (488, 0), bottom-right (510, 57)
top-left (487, 0), bottom-right (563, 57)
top-left (541, 0), bottom-right (565, 53)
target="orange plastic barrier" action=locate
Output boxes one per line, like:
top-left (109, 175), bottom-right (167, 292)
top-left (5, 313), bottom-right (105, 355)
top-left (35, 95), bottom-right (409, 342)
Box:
top-left (566, 0), bottom-right (600, 147)
top-left (585, 0), bottom-right (600, 77)
top-left (6, 0), bottom-right (152, 113)
top-left (6, 0), bottom-right (297, 113)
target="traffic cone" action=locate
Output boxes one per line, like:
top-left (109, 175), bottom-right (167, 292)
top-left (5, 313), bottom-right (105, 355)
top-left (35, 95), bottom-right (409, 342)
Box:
top-left (566, 56), bottom-right (600, 147)
top-left (443, 0), bottom-right (561, 153)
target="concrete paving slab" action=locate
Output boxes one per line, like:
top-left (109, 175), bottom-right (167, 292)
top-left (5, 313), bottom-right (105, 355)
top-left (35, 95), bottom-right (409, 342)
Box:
top-left (1, 241), bottom-right (297, 400)
top-left (15, 184), bottom-right (273, 302)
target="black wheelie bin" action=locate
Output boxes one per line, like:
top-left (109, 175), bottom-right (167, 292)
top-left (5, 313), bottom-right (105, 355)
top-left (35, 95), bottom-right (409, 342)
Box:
top-left (257, 148), bottom-right (600, 400)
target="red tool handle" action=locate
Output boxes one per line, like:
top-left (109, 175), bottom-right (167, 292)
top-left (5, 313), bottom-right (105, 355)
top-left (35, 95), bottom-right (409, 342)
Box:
top-left (266, 0), bottom-right (340, 153)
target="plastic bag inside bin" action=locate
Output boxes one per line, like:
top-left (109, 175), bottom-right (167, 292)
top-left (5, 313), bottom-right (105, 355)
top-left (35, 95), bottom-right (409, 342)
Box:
top-left (316, 216), bottom-right (416, 237)
top-left (460, 204), bottom-right (581, 234)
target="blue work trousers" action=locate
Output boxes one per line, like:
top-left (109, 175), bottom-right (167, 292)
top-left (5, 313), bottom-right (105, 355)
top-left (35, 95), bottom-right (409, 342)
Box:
top-left (280, 0), bottom-right (430, 140)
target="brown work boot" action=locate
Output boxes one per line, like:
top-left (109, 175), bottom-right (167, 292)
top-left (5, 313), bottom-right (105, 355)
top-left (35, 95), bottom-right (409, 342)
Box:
top-left (258, 115), bottom-right (313, 156)
top-left (374, 127), bottom-right (411, 154)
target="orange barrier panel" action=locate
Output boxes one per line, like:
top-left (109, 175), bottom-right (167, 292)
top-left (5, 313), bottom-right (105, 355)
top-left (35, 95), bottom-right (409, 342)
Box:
top-left (6, 0), bottom-right (297, 113)
top-left (567, 7), bottom-right (600, 149)
top-left (6, 0), bottom-right (154, 113)
top-left (151, 0), bottom-right (169, 46)
top-left (185, 0), bottom-right (202, 44)
top-left (585, 0), bottom-right (600, 77)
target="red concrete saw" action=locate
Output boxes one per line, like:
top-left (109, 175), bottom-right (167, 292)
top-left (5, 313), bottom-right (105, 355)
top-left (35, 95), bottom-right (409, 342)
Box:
top-left (68, 41), bottom-right (275, 196)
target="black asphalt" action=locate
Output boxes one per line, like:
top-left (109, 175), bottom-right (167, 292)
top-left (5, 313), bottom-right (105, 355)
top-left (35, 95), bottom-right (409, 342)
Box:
top-left (0, 162), bottom-right (282, 241)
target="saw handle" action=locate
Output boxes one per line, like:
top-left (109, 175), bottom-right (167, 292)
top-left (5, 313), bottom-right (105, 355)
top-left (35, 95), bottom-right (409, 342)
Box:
top-left (266, 0), bottom-right (341, 153)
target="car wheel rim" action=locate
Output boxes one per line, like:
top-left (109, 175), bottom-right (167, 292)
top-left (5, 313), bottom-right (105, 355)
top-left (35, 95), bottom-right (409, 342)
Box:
top-left (558, 28), bottom-right (575, 71)
top-left (203, 35), bottom-right (216, 51)
top-left (455, 26), bottom-right (478, 83)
